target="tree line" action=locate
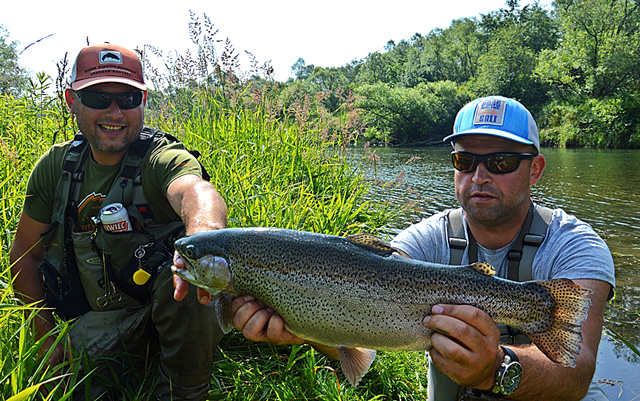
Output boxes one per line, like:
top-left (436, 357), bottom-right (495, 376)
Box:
top-left (2, 0), bottom-right (640, 148)
top-left (286, 0), bottom-right (640, 148)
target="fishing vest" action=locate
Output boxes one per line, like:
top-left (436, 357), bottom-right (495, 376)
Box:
top-left (447, 202), bottom-right (553, 344)
top-left (39, 127), bottom-right (207, 320)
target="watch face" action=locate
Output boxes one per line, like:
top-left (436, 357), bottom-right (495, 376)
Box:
top-left (501, 362), bottom-right (523, 395)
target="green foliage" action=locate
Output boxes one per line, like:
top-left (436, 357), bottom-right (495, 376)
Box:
top-left (284, 1), bottom-right (572, 146)
top-left (420, 18), bottom-right (485, 84)
top-left (0, 26), bottom-right (29, 95)
top-left (536, 0), bottom-right (640, 100)
top-left (480, 0), bottom-right (560, 52)
top-left (291, 58), bottom-right (314, 81)
top-left (209, 333), bottom-right (429, 400)
top-left (284, 0), bottom-right (640, 148)
top-left (540, 96), bottom-right (640, 148)
top-left (147, 86), bottom-right (394, 234)
top-left (471, 8), bottom-right (553, 114)
top-left (355, 81), bottom-right (468, 144)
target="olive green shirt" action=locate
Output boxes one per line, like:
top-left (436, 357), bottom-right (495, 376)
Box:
top-left (25, 133), bottom-right (203, 230)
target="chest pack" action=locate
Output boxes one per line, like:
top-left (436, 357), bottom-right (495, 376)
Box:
top-left (447, 202), bottom-right (553, 344)
top-left (39, 127), bottom-right (207, 320)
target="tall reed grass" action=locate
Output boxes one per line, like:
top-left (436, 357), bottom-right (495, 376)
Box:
top-left (1, 72), bottom-right (429, 399)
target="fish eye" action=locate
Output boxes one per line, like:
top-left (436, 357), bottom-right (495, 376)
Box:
top-left (184, 245), bottom-right (196, 258)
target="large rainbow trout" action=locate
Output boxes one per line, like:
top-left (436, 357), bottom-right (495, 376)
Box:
top-left (172, 228), bottom-right (592, 386)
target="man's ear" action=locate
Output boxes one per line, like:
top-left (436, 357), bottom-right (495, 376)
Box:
top-left (530, 154), bottom-right (546, 185)
top-left (65, 89), bottom-right (77, 114)
top-left (143, 90), bottom-right (148, 107)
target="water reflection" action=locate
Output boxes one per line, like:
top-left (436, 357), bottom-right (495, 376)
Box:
top-left (353, 145), bottom-right (640, 399)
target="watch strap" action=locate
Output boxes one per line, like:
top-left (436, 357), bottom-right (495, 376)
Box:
top-left (501, 345), bottom-right (519, 364)
top-left (488, 346), bottom-right (522, 397)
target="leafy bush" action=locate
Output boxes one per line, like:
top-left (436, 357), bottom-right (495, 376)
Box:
top-left (540, 97), bottom-right (640, 148)
top-left (355, 81), bottom-right (468, 145)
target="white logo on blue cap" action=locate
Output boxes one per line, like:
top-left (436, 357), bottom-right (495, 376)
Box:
top-left (473, 99), bottom-right (505, 126)
top-left (99, 51), bottom-right (123, 64)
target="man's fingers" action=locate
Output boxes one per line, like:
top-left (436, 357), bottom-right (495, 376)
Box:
top-left (230, 296), bottom-right (305, 346)
top-left (424, 304), bottom-right (502, 388)
top-left (232, 296), bottom-right (255, 314)
top-left (425, 304), bottom-right (497, 338)
top-left (197, 287), bottom-right (212, 304)
top-left (265, 313), bottom-right (286, 342)
top-left (172, 274), bottom-right (188, 301)
top-left (173, 251), bottom-right (185, 267)
top-left (232, 298), bottom-right (266, 332)
top-left (240, 308), bottom-right (272, 342)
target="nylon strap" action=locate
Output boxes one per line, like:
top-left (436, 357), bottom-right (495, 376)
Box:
top-left (102, 127), bottom-right (157, 219)
top-left (447, 202), bottom-right (553, 280)
top-left (507, 203), bottom-right (536, 281)
top-left (447, 208), bottom-right (467, 265)
top-left (54, 132), bottom-right (89, 225)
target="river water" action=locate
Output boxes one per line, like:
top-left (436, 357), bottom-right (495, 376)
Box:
top-left (353, 146), bottom-right (639, 399)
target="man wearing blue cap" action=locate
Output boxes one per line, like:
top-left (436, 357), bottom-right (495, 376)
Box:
top-left (391, 96), bottom-right (615, 400)
top-left (228, 96), bottom-right (614, 399)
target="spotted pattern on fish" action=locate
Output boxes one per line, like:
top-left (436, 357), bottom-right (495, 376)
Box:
top-left (173, 227), bottom-right (591, 367)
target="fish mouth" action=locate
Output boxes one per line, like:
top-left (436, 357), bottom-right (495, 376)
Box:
top-left (171, 253), bottom-right (234, 295)
top-left (171, 258), bottom-right (198, 282)
top-left (171, 248), bottom-right (204, 284)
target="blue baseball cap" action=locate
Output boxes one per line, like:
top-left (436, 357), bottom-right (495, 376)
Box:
top-left (444, 96), bottom-right (540, 152)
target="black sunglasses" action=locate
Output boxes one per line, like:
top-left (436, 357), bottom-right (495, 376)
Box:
top-left (73, 90), bottom-right (144, 110)
top-left (451, 151), bottom-right (536, 174)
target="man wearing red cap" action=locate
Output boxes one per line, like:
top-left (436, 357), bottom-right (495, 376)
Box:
top-left (10, 43), bottom-right (227, 400)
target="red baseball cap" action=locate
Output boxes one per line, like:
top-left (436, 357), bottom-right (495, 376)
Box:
top-left (70, 43), bottom-right (146, 91)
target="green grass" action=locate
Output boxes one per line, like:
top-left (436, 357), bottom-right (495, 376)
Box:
top-left (0, 80), bottom-right (429, 400)
top-left (207, 332), bottom-right (428, 400)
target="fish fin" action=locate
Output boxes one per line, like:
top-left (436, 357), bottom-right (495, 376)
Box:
top-left (470, 262), bottom-right (496, 276)
top-left (214, 293), bottom-right (235, 334)
top-left (338, 347), bottom-right (377, 386)
top-left (346, 233), bottom-right (397, 257)
top-left (525, 279), bottom-right (592, 368)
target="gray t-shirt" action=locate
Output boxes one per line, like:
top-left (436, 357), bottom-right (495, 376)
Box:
top-left (391, 207), bottom-right (615, 285)
top-left (390, 206), bottom-right (615, 401)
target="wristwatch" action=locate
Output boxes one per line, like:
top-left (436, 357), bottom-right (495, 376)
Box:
top-left (490, 345), bottom-right (522, 397)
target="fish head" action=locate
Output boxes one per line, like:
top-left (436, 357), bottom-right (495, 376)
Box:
top-left (172, 234), bottom-right (234, 295)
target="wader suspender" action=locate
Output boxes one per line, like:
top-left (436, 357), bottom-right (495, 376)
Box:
top-left (447, 203), bottom-right (553, 344)
top-left (447, 202), bottom-right (553, 279)
top-left (42, 133), bottom-right (93, 318)
top-left (103, 127), bottom-right (157, 224)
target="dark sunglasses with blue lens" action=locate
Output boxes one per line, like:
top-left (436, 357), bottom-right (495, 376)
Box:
top-left (73, 90), bottom-right (144, 110)
top-left (451, 151), bottom-right (536, 174)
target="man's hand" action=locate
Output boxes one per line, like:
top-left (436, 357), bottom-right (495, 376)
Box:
top-left (231, 296), bottom-right (306, 346)
top-left (423, 304), bottom-right (502, 390)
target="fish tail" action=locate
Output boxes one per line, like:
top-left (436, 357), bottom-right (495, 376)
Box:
top-left (526, 279), bottom-right (592, 368)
